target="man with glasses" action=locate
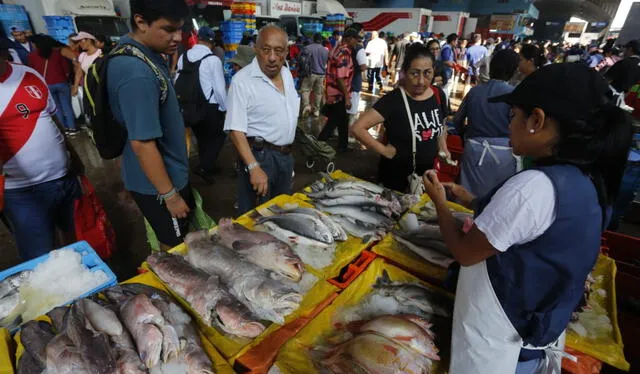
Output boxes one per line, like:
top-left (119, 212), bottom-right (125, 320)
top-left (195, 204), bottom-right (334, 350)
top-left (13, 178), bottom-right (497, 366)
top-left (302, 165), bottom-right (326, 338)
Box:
top-left (225, 25), bottom-right (299, 214)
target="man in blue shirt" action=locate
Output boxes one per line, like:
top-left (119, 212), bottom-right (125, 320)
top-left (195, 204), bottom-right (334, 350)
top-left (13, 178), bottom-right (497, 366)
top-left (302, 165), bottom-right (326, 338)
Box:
top-left (441, 33), bottom-right (458, 99)
top-left (107, 0), bottom-right (192, 249)
top-left (465, 33), bottom-right (488, 95)
top-left (300, 33), bottom-right (329, 116)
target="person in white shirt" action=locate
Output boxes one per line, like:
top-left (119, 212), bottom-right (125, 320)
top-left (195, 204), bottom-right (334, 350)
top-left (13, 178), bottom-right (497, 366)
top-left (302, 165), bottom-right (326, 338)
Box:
top-left (175, 27), bottom-right (227, 184)
top-left (225, 25), bottom-right (300, 214)
top-left (365, 31), bottom-right (388, 93)
top-left (71, 32), bottom-right (102, 97)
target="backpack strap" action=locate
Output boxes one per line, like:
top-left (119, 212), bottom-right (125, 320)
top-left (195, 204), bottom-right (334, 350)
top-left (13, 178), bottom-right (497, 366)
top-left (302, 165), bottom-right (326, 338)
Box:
top-left (110, 44), bottom-right (169, 104)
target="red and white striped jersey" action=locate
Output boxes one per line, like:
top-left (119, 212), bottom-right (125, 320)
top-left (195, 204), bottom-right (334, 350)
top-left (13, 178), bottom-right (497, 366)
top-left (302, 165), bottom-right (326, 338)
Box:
top-left (0, 62), bottom-right (69, 189)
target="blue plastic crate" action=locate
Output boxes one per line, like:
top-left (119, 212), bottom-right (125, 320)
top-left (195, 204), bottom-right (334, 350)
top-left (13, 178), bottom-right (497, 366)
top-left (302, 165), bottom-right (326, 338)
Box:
top-left (0, 241), bottom-right (118, 328)
top-left (43, 16), bottom-right (74, 29)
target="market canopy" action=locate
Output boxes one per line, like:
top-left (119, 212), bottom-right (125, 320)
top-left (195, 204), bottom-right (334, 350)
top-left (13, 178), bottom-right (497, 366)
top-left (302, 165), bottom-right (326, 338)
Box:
top-left (316, 0), bottom-right (349, 16)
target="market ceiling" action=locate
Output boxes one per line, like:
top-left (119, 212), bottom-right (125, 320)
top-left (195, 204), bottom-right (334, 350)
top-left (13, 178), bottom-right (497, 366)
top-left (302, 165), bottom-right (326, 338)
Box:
top-left (533, 0), bottom-right (621, 21)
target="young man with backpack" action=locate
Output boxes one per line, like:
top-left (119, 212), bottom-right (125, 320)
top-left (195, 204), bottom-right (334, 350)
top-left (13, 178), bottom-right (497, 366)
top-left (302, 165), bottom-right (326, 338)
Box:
top-left (175, 27), bottom-right (227, 184)
top-left (299, 33), bottom-right (328, 117)
top-left (105, 0), bottom-right (192, 249)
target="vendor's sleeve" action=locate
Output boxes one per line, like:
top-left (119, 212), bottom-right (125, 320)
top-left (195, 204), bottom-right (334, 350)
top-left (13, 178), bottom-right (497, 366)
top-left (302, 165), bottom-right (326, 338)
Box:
top-left (474, 170), bottom-right (557, 252)
top-left (223, 81), bottom-right (249, 133)
top-left (114, 77), bottom-right (162, 141)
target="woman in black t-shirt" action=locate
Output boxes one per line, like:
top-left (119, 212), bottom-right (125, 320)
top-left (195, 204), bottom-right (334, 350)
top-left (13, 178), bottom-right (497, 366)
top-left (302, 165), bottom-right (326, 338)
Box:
top-left (352, 43), bottom-right (450, 192)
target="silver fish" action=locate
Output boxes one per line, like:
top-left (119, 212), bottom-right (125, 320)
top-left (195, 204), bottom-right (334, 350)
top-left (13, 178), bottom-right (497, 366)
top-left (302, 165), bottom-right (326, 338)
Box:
top-left (320, 173), bottom-right (386, 194)
top-left (257, 213), bottom-right (335, 245)
top-left (258, 221), bottom-right (333, 248)
top-left (318, 205), bottom-right (394, 228)
top-left (373, 271), bottom-right (453, 318)
top-left (329, 216), bottom-right (385, 243)
top-left (393, 235), bottom-right (455, 269)
top-left (215, 219), bottom-right (304, 281)
top-left (0, 271), bottom-right (31, 299)
top-left (187, 235), bottom-right (302, 324)
top-left (268, 205), bottom-right (348, 241)
top-left (313, 193), bottom-right (402, 215)
top-left (147, 252), bottom-right (265, 338)
top-left (0, 291), bottom-right (22, 323)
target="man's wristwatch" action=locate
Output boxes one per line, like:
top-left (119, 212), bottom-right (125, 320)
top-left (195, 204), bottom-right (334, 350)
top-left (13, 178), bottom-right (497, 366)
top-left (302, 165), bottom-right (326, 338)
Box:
top-left (246, 162), bottom-right (260, 172)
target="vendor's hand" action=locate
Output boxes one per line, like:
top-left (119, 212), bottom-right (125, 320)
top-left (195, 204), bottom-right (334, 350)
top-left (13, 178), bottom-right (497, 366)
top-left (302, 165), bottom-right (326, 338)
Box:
top-left (165, 193), bottom-right (191, 219)
top-left (423, 170), bottom-right (446, 203)
top-left (442, 182), bottom-right (475, 208)
top-left (438, 148), bottom-right (452, 162)
top-left (71, 86), bottom-right (79, 97)
top-left (250, 167), bottom-right (269, 197)
top-left (382, 144), bottom-right (397, 159)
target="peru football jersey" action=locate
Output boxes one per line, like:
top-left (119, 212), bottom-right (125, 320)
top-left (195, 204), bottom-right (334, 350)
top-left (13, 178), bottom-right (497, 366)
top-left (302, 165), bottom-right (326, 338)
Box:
top-left (0, 62), bottom-right (69, 189)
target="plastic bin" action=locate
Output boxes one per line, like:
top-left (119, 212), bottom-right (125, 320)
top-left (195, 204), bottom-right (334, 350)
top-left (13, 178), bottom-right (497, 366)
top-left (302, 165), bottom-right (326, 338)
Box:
top-left (0, 241), bottom-right (118, 330)
top-left (601, 230), bottom-right (640, 266)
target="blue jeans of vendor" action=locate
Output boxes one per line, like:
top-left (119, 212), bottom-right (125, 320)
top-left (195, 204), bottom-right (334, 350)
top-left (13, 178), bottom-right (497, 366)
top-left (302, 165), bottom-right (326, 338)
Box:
top-left (237, 140), bottom-right (294, 214)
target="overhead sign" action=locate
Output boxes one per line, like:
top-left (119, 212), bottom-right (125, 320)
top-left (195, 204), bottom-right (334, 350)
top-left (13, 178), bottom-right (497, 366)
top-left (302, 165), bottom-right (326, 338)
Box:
top-left (489, 15), bottom-right (517, 32)
top-left (270, 0), bottom-right (301, 17)
top-left (564, 22), bottom-right (586, 33)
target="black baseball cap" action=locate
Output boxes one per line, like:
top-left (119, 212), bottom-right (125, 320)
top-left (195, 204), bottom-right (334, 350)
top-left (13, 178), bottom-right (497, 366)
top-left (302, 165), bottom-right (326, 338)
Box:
top-left (489, 63), bottom-right (612, 121)
top-left (623, 39), bottom-right (640, 55)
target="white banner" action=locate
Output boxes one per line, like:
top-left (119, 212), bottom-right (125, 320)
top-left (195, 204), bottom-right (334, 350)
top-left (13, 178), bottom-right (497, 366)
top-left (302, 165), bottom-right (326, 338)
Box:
top-left (270, 0), bottom-right (301, 17)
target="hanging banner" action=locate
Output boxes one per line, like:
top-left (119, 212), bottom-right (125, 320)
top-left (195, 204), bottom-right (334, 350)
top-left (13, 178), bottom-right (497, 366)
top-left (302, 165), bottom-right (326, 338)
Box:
top-left (489, 14), bottom-right (517, 32)
top-left (270, 0), bottom-right (302, 17)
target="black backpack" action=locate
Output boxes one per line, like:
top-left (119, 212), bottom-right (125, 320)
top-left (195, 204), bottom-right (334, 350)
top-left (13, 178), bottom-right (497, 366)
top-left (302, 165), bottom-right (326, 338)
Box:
top-left (83, 44), bottom-right (168, 159)
top-left (174, 53), bottom-right (214, 126)
top-left (297, 47), bottom-right (313, 78)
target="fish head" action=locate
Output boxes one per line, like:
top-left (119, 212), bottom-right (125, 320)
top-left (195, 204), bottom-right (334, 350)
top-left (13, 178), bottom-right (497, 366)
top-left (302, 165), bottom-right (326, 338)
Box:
top-left (214, 304), bottom-right (265, 338)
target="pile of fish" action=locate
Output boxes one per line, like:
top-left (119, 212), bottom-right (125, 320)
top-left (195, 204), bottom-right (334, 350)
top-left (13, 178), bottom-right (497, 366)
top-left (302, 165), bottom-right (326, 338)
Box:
top-left (147, 221), bottom-right (309, 336)
top-left (317, 314), bottom-right (440, 374)
top-left (568, 273), bottom-right (612, 339)
top-left (392, 220), bottom-right (455, 269)
top-left (307, 174), bottom-right (419, 243)
top-left (16, 283), bottom-right (213, 374)
top-left (0, 249), bottom-right (111, 330)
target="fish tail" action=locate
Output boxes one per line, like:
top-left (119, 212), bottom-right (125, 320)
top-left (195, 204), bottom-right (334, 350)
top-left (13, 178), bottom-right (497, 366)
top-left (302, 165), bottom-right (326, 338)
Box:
top-left (373, 270), bottom-right (392, 289)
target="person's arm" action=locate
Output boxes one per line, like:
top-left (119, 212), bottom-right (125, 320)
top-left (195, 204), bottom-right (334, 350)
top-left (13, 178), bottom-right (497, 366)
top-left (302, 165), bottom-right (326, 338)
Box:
top-left (350, 108), bottom-right (395, 159)
top-left (59, 46), bottom-right (76, 61)
top-left (229, 131), bottom-right (268, 196)
top-left (452, 94), bottom-right (469, 132)
top-left (72, 61), bottom-right (82, 96)
top-left (423, 171), bottom-right (498, 266)
top-left (210, 57), bottom-right (228, 111)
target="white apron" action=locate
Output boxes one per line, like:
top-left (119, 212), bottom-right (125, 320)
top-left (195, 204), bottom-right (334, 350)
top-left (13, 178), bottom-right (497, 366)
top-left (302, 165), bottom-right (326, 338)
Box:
top-left (450, 260), bottom-right (575, 374)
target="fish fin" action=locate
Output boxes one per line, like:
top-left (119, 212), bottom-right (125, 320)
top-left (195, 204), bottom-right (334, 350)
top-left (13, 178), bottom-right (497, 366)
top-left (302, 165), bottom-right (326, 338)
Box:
top-left (373, 270), bottom-right (392, 289)
top-left (361, 235), bottom-right (372, 244)
top-left (247, 210), bottom-right (263, 221)
top-left (268, 204), bottom-right (286, 214)
top-left (231, 240), bottom-right (255, 252)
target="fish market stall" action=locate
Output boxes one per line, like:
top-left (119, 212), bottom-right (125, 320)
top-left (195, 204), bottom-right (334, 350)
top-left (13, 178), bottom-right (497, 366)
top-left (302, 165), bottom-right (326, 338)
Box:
top-left (12, 270), bottom-right (234, 373)
top-left (565, 255), bottom-right (630, 371)
top-left (270, 258), bottom-right (454, 374)
top-left (372, 195), bottom-right (473, 282)
top-left (0, 241), bottom-right (117, 332)
top-left (144, 228), bottom-right (338, 364)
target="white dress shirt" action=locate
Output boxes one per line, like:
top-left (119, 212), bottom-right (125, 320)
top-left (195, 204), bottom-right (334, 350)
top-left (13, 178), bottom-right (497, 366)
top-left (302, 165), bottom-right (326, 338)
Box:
top-left (224, 58), bottom-right (300, 146)
top-left (365, 38), bottom-right (388, 68)
top-left (175, 44), bottom-right (227, 111)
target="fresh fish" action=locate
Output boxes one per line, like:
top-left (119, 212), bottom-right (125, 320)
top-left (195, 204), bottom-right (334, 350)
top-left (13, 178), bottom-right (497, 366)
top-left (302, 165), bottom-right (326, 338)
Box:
top-left (17, 350), bottom-right (43, 374)
top-left (319, 173), bottom-right (385, 194)
top-left (110, 328), bottom-right (147, 374)
top-left (79, 298), bottom-right (124, 337)
top-left (215, 219), bottom-right (304, 281)
top-left (392, 235), bottom-right (455, 269)
top-left (318, 205), bottom-right (394, 228)
top-left (359, 315), bottom-right (439, 360)
top-left (258, 221), bottom-right (333, 248)
top-left (257, 213), bottom-right (335, 244)
top-left (47, 306), bottom-right (69, 333)
top-left (45, 334), bottom-right (93, 374)
top-left (313, 193), bottom-right (402, 215)
top-left (20, 320), bottom-right (56, 368)
top-left (65, 303), bottom-right (117, 373)
top-left (186, 235), bottom-right (302, 324)
top-left (329, 216), bottom-right (385, 243)
top-left (0, 271), bottom-right (31, 299)
top-left (373, 271), bottom-right (453, 318)
top-left (269, 205), bottom-right (348, 241)
top-left (147, 251), bottom-right (265, 338)
top-left (0, 291), bottom-right (22, 324)
top-left (322, 332), bottom-right (434, 374)
top-left (180, 323), bottom-right (215, 374)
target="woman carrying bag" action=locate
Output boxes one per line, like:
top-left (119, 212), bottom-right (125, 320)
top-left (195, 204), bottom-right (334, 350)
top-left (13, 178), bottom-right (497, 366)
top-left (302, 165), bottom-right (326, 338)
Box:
top-left (351, 43), bottom-right (450, 193)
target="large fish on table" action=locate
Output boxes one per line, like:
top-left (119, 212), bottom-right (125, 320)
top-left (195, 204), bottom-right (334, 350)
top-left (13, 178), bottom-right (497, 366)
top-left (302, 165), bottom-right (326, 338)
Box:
top-left (0, 271), bottom-right (30, 299)
top-left (18, 320), bottom-right (56, 371)
top-left (146, 251), bottom-right (265, 338)
top-left (317, 205), bottom-right (395, 228)
top-left (373, 271), bottom-right (453, 318)
top-left (186, 231), bottom-right (302, 324)
top-left (120, 293), bottom-right (168, 368)
top-left (64, 303), bottom-right (117, 374)
top-left (329, 216), bottom-right (386, 243)
top-left (392, 228), bottom-right (455, 269)
top-left (256, 212), bottom-right (335, 245)
top-left (215, 219), bottom-right (304, 281)
top-left (268, 205), bottom-right (348, 242)
top-left (45, 334), bottom-right (93, 374)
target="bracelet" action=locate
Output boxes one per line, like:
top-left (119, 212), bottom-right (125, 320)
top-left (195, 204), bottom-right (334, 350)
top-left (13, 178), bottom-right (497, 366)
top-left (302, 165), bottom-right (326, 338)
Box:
top-left (157, 188), bottom-right (177, 203)
top-left (246, 162), bottom-right (260, 172)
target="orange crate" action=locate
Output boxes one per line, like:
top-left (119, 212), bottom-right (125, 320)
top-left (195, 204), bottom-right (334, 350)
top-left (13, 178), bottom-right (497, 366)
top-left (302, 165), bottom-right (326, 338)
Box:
top-left (328, 250), bottom-right (377, 289)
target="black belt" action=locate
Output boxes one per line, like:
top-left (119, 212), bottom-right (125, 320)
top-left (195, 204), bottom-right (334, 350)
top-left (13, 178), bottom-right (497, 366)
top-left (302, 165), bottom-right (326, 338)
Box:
top-left (248, 137), bottom-right (292, 155)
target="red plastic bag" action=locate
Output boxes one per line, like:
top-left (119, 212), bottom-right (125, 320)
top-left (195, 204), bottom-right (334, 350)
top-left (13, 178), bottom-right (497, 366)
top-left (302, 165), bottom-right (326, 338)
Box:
top-left (74, 176), bottom-right (116, 259)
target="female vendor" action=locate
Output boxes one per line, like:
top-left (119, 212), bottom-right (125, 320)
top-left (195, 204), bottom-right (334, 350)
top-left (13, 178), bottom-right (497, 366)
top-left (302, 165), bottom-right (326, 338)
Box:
top-left (422, 63), bottom-right (633, 373)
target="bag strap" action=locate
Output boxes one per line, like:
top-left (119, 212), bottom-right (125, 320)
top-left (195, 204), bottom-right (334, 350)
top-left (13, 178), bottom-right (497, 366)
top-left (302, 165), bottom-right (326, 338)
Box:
top-left (43, 59), bottom-right (49, 79)
top-left (110, 44), bottom-right (169, 104)
top-left (400, 87), bottom-right (417, 174)
top-left (431, 85), bottom-right (441, 106)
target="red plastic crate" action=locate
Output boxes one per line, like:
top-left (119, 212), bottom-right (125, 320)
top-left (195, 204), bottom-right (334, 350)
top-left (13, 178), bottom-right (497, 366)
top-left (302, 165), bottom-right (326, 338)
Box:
top-left (601, 231), bottom-right (640, 265)
top-left (328, 250), bottom-right (377, 289)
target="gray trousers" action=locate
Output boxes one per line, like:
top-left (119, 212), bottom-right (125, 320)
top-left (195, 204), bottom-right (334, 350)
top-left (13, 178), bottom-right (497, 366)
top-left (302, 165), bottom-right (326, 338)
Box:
top-left (300, 74), bottom-right (325, 111)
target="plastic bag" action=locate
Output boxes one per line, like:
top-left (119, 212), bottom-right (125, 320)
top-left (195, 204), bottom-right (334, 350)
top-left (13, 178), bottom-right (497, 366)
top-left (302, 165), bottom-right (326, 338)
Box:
top-left (74, 176), bottom-right (116, 259)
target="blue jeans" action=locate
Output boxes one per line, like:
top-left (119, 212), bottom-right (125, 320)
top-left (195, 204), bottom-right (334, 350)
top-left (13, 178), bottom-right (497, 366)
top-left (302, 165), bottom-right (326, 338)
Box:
top-left (3, 174), bottom-right (81, 260)
top-left (49, 83), bottom-right (76, 130)
top-left (237, 148), bottom-right (294, 214)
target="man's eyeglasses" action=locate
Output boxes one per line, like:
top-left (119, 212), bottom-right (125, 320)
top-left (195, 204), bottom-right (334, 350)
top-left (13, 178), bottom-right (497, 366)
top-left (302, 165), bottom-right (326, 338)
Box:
top-left (407, 69), bottom-right (434, 79)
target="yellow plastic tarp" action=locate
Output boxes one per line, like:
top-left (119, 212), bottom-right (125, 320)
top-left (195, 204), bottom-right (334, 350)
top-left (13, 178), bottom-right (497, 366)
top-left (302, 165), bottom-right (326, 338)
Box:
top-left (565, 255), bottom-right (630, 371)
top-left (372, 194), bottom-right (472, 282)
top-left (0, 329), bottom-right (13, 374)
top-left (144, 247), bottom-right (338, 363)
top-left (273, 258), bottom-right (453, 374)
top-left (235, 194), bottom-right (371, 280)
